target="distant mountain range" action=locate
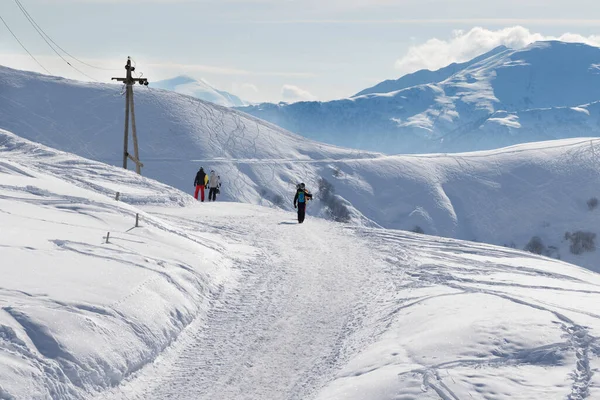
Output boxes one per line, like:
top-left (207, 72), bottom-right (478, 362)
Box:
top-left (152, 76), bottom-right (247, 107)
top-left (238, 41), bottom-right (600, 154)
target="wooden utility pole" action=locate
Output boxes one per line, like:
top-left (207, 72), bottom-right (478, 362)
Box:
top-left (112, 57), bottom-right (148, 175)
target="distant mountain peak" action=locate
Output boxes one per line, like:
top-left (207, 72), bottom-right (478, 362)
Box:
top-left (354, 45), bottom-right (510, 98)
top-left (151, 76), bottom-right (247, 107)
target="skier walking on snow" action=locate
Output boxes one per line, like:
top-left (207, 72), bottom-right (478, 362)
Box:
top-left (294, 183), bottom-right (313, 223)
top-left (208, 170), bottom-right (221, 202)
top-left (194, 167), bottom-right (209, 201)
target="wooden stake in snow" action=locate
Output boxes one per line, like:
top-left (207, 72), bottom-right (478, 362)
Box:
top-left (115, 191), bottom-right (120, 201)
top-left (135, 213), bottom-right (139, 228)
top-left (104, 232), bottom-right (110, 244)
top-left (112, 57), bottom-right (147, 175)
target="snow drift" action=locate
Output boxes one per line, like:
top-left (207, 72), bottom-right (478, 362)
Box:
top-left (0, 129), bottom-right (230, 399)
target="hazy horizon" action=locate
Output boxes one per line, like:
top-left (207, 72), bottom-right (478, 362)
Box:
top-left (1, 0), bottom-right (599, 103)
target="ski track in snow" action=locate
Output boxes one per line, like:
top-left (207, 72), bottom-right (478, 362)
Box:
top-left (99, 209), bottom-right (389, 400)
top-left (367, 229), bottom-right (600, 400)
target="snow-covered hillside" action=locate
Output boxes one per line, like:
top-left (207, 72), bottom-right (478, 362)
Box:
top-left (152, 76), bottom-right (247, 107)
top-left (3, 65), bottom-right (600, 272)
top-left (1, 130), bottom-right (599, 400)
top-left (239, 41), bottom-right (600, 154)
top-left (0, 129), bottom-right (228, 399)
top-left (0, 63), bottom-right (379, 209)
top-left (319, 138), bottom-right (600, 273)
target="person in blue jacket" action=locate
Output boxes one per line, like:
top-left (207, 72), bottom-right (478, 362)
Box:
top-left (293, 183), bottom-right (313, 223)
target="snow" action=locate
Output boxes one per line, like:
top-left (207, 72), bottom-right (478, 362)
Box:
top-left (2, 64), bottom-right (600, 274)
top-left (239, 41), bottom-right (600, 154)
top-left (354, 46), bottom-right (509, 97)
top-left (0, 130), bottom-right (232, 399)
top-left (1, 130), bottom-right (600, 399)
top-left (151, 76), bottom-right (248, 107)
top-left (487, 112), bottom-right (522, 128)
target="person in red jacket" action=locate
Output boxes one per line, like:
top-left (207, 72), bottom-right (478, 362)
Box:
top-left (293, 183), bottom-right (313, 223)
top-left (194, 167), bottom-right (209, 201)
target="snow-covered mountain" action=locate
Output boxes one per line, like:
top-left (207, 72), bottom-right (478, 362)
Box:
top-left (1, 129), bottom-right (599, 399)
top-left (152, 75), bottom-right (247, 107)
top-left (354, 45), bottom-right (508, 97)
top-left (2, 64), bottom-right (600, 272)
top-left (238, 41), bottom-right (600, 154)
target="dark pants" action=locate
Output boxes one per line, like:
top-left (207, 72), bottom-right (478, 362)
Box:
top-left (209, 187), bottom-right (218, 201)
top-left (297, 202), bottom-right (306, 223)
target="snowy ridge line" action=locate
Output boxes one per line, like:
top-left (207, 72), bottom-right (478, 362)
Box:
top-left (0, 129), bottom-right (192, 207)
top-left (239, 41), bottom-right (600, 154)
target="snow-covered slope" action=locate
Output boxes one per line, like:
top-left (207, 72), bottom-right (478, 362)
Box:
top-left (322, 138), bottom-right (600, 273)
top-left (1, 130), bottom-right (599, 400)
top-left (354, 45), bottom-right (508, 97)
top-left (151, 76), bottom-right (247, 107)
top-left (239, 41), bottom-right (600, 154)
top-left (0, 63), bottom-right (379, 213)
top-left (3, 65), bottom-right (600, 272)
top-left (0, 129), bottom-right (230, 399)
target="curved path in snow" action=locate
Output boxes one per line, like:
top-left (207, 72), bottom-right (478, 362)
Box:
top-left (96, 203), bottom-right (600, 400)
top-left (99, 203), bottom-right (390, 400)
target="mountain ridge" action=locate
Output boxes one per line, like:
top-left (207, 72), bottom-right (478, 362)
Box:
top-left (238, 40), bottom-right (600, 154)
top-left (354, 45), bottom-right (509, 97)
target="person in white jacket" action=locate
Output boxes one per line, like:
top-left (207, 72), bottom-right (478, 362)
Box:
top-left (208, 170), bottom-right (221, 201)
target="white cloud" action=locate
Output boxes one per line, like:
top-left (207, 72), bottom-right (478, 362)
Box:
top-left (394, 26), bottom-right (600, 74)
top-left (231, 82), bottom-right (261, 103)
top-left (281, 84), bottom-right (317, 101)
top-left (241, 83), bottom-right (259, 92)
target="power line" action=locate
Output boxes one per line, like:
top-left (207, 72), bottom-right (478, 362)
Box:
top-left (12, 0), bottom-right (100, 81)
top-left (14, 0), bottom-right (119, 72)
top-left (0, 12), bottom-right (52, 75)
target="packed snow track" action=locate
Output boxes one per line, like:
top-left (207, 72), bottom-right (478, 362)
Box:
top-left (98, 204), bottom-right (388, 400)
top-left (99, 204), bottom-right (600, 400)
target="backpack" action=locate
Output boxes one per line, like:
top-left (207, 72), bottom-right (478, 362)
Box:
top-left (298, 191), bottom-right (305, 203)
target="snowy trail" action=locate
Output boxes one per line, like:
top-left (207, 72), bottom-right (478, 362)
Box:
top-left (95, 203), bottom-right (600, 400)
top-left (101, 204), bottom-right (388, 400)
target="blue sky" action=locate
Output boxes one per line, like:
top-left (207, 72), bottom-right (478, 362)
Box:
top-left (1, 0), bottom-right (600, 102)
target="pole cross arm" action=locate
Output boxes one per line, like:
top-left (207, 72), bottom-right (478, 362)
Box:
top-left (112, 77), bottom-right (149, 85)
top-left (127, 153), bottom-right (144, 167)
